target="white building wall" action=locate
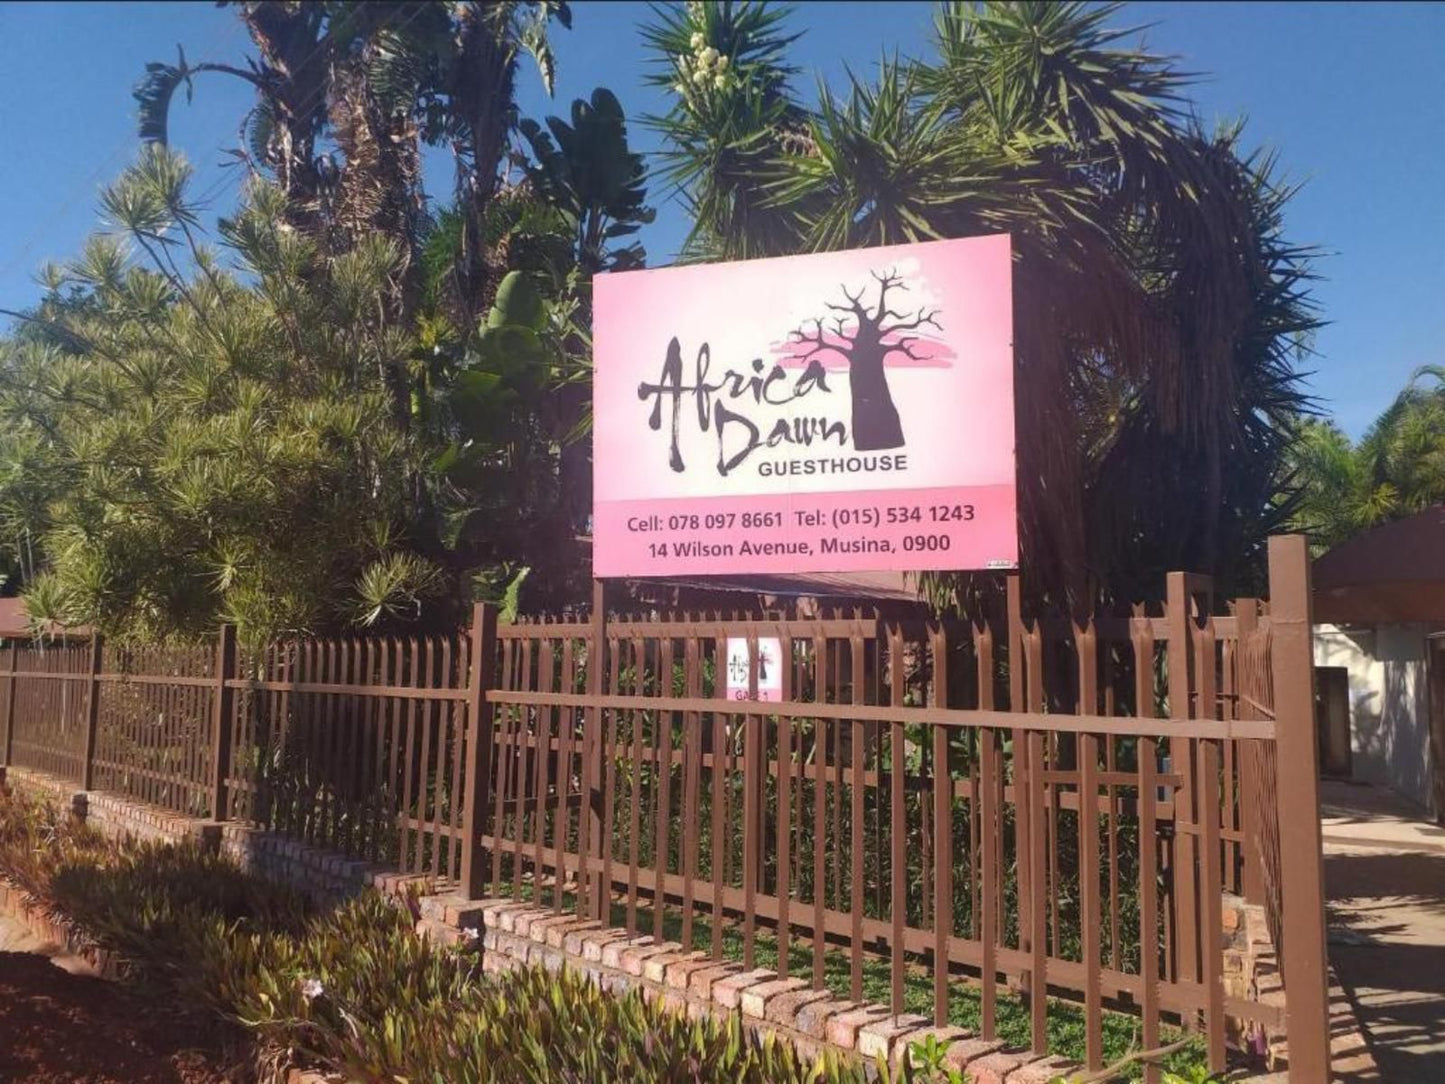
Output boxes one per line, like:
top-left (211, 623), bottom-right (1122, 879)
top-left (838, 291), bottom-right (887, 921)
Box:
top-left (1313, 623), bottom-right (1437, 816)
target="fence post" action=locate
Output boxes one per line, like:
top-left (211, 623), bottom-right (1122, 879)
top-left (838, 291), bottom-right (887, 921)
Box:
top-left (460, 602), bottom-right (497, 899)
top-left (209, 625), bottom-right (237, 821)
top-left (1234, 598), bottom-right (1266, 906)
top-left (0, 641), bottom-right (17, 771)
top-left (80, 632), bottom-right (102, 791)
top-left (586, 579), bottom-right (607, 921)
top-left (1267, 534), bottom-right (1331, 1082)
top-left (1165, 572), bottom-right (1199, 985)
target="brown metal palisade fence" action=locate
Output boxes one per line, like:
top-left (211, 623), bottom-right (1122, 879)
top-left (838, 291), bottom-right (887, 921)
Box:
top-left (0, 536), bottom-right (1331, 1080)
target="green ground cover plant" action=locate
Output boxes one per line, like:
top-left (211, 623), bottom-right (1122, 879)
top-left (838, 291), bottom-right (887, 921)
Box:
top-left (0, 785), bottom-right (1218, 1083)
top-left (496, 880), bottom-right (1210, 1083)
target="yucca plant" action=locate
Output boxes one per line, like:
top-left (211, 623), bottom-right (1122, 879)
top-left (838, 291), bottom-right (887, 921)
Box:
top-left (645, 1), bottom-right (1319, 608)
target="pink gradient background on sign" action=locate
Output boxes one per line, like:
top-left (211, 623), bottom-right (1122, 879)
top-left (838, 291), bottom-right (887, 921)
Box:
top-left (592, 234), bottom-right (1016, 575)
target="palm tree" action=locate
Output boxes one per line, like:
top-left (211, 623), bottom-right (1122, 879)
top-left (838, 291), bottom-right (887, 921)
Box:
top-left (1290, 366), bottom-right (1445, 550)
top-left (136, 2), bottom-right (571, 322)
top-left (645, 1), bottom-right (1318, 608)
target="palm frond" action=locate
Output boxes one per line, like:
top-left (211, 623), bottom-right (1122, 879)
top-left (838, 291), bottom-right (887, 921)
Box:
top-left (133, 46), bottom-right (194, 145)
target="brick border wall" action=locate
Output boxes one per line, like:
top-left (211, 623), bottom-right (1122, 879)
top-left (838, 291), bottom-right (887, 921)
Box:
top-left (1223, 894), bottom-right (1285, 1063)
top-left (1217, 893), bottom-right (1379, 1081)
top-left (7, 767), bottom-right (1370, 1083)
top-left (426, 896), bottom-right (1079, 1082)
top-left (218, 823), bottom-right (433, 905)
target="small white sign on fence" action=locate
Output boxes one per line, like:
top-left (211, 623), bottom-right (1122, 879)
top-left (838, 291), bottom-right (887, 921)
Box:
top-left (725, 637), bottom-right (783, 702)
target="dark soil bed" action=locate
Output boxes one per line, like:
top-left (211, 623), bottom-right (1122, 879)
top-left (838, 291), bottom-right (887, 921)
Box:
top-left (0, 951), bottom-right (240, 1084)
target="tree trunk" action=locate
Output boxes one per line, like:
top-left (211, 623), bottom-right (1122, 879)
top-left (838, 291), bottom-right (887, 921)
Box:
top-left (847, 342), bottom-right (905, 452)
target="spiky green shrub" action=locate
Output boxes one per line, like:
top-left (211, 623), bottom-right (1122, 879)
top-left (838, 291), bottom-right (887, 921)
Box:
top-left (0, 786), bottom-right (116, 900)
top-left (50, 841), bottom-right (314, 1008)
top-left (228, 897), bottom-right (876, 1084)
top-left (2, 784), bottom-right (1224, 1082)
top-left (0, 787), bottom-right (898, 1083)
top-left (4, 783), bottom-right (1229, 1082)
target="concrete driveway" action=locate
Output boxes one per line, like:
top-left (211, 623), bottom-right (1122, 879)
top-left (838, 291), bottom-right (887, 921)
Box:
top-left (1321, 779), bottom-right (1445, 1083)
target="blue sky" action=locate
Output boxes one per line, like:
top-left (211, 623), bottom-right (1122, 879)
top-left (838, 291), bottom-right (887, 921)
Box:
top-left (2, 1), bottom-right (1441, 437)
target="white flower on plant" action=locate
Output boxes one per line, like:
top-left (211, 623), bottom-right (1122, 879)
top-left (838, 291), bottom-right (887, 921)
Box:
top-left (673, 82), bottom-right (687, 95)
top-left (701, 46), bottom-right (719, 65)
top-left (714, 74), bottom-right (728, 90)
top-left (690, 31), bottom-right (705, 50)
top-left (300, 977), bottom-right (324, 1002)
top-left (716, 54), bottom-right (729, 70)
top-left (692, 69), bottom-right (709, 85)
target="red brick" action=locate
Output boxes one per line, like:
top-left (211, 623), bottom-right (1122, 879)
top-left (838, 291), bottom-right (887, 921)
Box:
top-left (482, 954), bottom-right (514, 975)
top-left (794, 999), bottom-right (857, 1040)
top-left (416, 918), bottom-right (463, 947)
top-left (582, 928), bottom-right (631, 963)
top-left (966, 1050), bottom-right (1026, 1084)
top-left (510, 909), bottom-right (552, 939)
top-left (764, 987), bottom-right (831, 1028)
top-left (857, 1013), bottom-right (931, 1061)
top-left (419, 894), bottom-right (460, 923)
top-left (528, 914), bottom-right (574, 944)
top-left (480, 899), bottom-right (525, 928)
top-left (496, 932), bottom-right (531, 962)
top-left (687, 962), bottom-right (742, 999)
top-left (711, 968), bottom-right (777, 1010)
top-left (944, 1038), bottom-right (1006, 1073)
top-left (790, 1036), bottom-right (824, 1066)
top-left (740, 977), bottom-right (809, 1019)
top-left (561, 921), bottom-right (604, 955)
top-left (892, 1027), bottom-right (971, 1069)
top-left (825, 1005), bottom-right (892, 1050)
top-left (641, 945), bottom-right (688, 984)
top-left (602, 935), bottom-right (652, 970)
top-left (621, 941), bottom-right (676, 977)
top-left (662, 952), bottom-right (713, 990)
top-left (443, 901), bottom-right (487, 929)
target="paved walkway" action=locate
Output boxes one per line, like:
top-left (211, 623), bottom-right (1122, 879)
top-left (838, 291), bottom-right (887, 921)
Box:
top-left (1321, 779), bottom-right (1445, 1083)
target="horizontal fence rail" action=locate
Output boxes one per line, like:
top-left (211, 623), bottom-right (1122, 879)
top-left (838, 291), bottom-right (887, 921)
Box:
top-left (482, 608), bottom-right (1273, 1073)
top-left (0, 537), bottom-right (1331, 1081)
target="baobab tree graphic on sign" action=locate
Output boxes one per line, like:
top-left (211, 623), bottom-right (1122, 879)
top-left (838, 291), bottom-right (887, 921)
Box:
top-left (786, 269), bottom-right (943, 451)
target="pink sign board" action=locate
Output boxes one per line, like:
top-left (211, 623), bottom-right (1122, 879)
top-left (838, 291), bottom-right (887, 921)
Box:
top-left (593, 234), bottom-right (1017, 578)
